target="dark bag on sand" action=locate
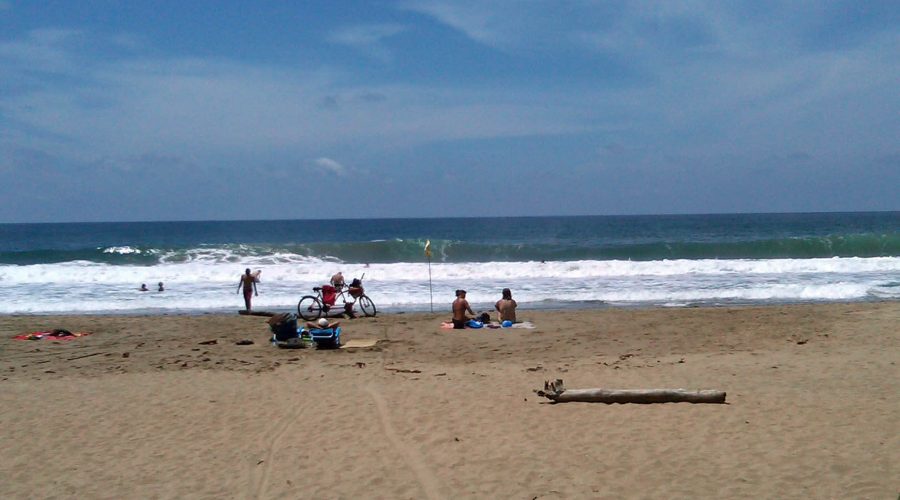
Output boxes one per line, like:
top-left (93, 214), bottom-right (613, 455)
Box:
top-left (268, 313), bottom-right (298, 341)
top-left (478, 312), bottom-right (491, 323)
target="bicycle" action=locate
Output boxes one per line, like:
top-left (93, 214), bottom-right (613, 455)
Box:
top-left (297, 275), bottom-right (376, 320)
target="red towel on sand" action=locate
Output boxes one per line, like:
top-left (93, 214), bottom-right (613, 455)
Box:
top-left (13, 331), bottom-right (92, 341)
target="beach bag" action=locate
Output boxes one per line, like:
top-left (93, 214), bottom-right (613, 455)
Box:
top-left (268, 313), bottom-right (298, 341)
top-left (348, 278), bottom-right (363, 298)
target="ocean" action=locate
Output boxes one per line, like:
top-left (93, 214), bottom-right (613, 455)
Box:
top-left (1, 212), bottom-right (898, 315)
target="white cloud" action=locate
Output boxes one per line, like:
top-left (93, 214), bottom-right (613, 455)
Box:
top-left (0, 28), bottom-right (83, 71)
top-left (0, 9), bottom-right (897, 183)
top-left (313, 157), bottom-right (346, 176)
top-left (0, 29), bottom-right (600, 162)
top-left (327, 24), bottom-right (406, 62)
top-left (402, 1), bottom-right (502, 46)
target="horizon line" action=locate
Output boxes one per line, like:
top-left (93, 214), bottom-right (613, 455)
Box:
top-left (1, 209), bottom-right (898, 226)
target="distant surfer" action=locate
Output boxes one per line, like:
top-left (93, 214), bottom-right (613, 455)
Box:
top-left (139, 283), bottom-right (149, 292)
top-left (157, 282), bottom-right (165, 292)
top-left (237, 268), bottom-right (260, 311)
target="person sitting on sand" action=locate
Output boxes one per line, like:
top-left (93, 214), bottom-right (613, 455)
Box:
top-left (331, 271), bottom-right (345, 289)
top-left (495, 288), bottom-right (517, 323)
top-left (342, 302), bottom-right (357, 319)
top-left (307, 317), bottom-right (340, 330)
top-left (452, 289), bottom-right (475, 329)
top-left (341, 277), bottom-right (365, 318)
top-left (237, 268), bottom-right (259, 311)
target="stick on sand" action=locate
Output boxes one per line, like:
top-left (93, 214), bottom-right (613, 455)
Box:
top-left (535, 379), bottom-right (726, 404)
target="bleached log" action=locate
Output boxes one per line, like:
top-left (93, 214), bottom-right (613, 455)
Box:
top-left (535, 379), bottom-right (726, 404)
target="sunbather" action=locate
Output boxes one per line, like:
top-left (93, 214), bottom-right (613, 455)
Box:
top-left (495, 288), bottom-right (518, 323)
top-left (452, 289), bottom-right (475, 329)
top-left (307, 317), bottom-right (341, 330)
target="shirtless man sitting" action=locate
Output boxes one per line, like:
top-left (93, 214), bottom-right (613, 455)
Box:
top-left (452, 289), bottom-right (475, 329)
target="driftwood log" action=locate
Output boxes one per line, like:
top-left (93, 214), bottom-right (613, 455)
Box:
top-left (535, 379), bottom-right (726, 404)
top-left (239, 310), bottom-right (276, 317)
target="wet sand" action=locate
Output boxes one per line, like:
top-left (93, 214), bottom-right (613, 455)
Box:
top-left (1, 302), bottom-right (898, 499)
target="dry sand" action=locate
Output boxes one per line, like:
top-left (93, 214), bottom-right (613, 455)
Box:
top-left (1, 302), bottom-right (898, 499)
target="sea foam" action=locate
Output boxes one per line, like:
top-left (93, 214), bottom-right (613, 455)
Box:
top-left (0, 256), bottom-right (897, 314)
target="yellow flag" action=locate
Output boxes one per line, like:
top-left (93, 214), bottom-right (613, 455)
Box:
top-left (424, 240), bottom-right (432, 258)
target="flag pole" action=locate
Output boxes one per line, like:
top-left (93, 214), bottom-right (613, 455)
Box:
top-left (425, 240), bottom-right (433, 313)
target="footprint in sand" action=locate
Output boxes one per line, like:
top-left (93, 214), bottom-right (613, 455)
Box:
top-left (366, 385), bottom-right (443, 500)
top-left (250, 401), bottom-right (307, 499)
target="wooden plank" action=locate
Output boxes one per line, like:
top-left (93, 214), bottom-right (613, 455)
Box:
top-left (238, 310), bottom-right (277, 317)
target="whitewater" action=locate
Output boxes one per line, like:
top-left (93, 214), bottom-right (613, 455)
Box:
top-left (2, 251), bottom-right (898, 314)
top-left (2, 213), bottom-right (897, 315)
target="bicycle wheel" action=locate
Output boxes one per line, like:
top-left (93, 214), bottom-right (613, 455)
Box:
top-left (298, 296), bottom-right (324, 321)
top-left (358, 294), bottom-right (376, 317)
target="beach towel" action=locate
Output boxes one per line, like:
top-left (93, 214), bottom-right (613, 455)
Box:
top-left (441, 321), bottom-right (518, 330)
top-left (321, 285), bottom-right (337, 306)
top-left (340, 338), bottom-right (379, 349)
top-left (440, 321), bottom-right (535, 330)
top-left (13, 330), bottom-right (92, 341)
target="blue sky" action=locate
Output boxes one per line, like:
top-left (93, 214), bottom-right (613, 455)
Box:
top-left (1, 0), bottom-right (898, 222)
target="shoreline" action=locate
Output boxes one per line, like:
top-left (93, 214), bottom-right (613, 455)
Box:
top-left (2, 301), bottom-right (898, 498)
top-left (3, 296), bottom-right (897, 318)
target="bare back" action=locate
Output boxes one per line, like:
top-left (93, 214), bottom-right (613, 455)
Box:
top-left (495, 298), bottom-right (517, 322)
top-left (452, 298), bottom-right (472, 321)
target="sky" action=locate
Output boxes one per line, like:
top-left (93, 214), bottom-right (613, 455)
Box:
top-left (0, 1), bottom-right (898, 222)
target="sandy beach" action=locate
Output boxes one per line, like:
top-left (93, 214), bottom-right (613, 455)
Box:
top-left (1, 302), bottom-right (897, 499)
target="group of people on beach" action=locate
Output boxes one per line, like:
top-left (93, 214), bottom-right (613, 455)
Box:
top-left (451, 288), bottom-right (517, 329)
top-left (236, 267), bottom-right (518, 327)
top-left (238, 269), bottom-right (360, 315)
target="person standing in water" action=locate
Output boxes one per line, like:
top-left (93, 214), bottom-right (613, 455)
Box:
top-left (237, 268), bottom-right (259, 311)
